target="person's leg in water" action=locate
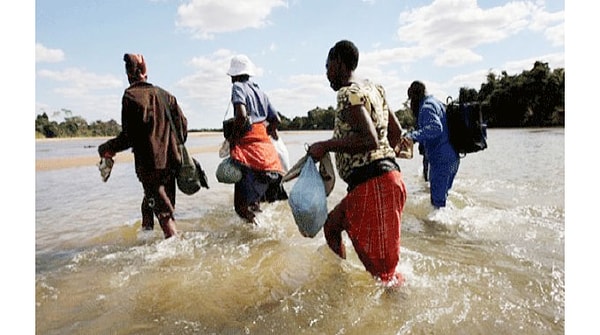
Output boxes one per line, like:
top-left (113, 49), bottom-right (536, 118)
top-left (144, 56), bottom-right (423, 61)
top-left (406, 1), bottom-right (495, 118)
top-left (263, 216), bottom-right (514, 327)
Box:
top-left (422, 154), bottom-right (429, 182)
top-left (325, 171), bottom-right (406, 286)
top-left (141, 196), bottom-right (155, 230)
top-left (158, 213), bottom-right (177, 239)
top-left (428, 157), bottom-right (457, 208)
top-left (234, 169), bottom-right (270, 224)
top-left (140, 169), bottom-right (178, 238)
top-left (234, 183), bottom-right (256, 224)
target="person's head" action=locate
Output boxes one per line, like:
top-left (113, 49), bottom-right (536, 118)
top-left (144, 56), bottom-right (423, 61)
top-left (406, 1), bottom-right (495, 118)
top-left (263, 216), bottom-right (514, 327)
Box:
top-left (227, 54), bottom-right (255, 83)
top-left (326, 40), bottom-right (359, 91)
top-left (123, 53), bottom-right (148, 84)
top-left (407, 80), bottom-right (426, 116)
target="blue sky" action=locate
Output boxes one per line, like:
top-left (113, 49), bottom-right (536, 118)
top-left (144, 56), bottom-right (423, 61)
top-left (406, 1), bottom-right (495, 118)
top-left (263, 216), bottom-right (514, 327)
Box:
top-left (33, 0), bottom-right (565, 130)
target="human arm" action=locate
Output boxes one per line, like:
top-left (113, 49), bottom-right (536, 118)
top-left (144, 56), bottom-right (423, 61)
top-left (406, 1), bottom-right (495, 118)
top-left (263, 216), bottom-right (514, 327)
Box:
top-left (98, 96), bottom-right (133, 158)
top-left (387, 108), bottom-right (404, 149)
top-left (229, 102), bottom-right (251, 145)
top-left (308, 104), bottom-right (378, 161)
top-left (169, 95), bottom-right (188, 143)
top-left (266, 108), bottom-right (281, 140)
top-left (406, 102), bottom-right (443, 143)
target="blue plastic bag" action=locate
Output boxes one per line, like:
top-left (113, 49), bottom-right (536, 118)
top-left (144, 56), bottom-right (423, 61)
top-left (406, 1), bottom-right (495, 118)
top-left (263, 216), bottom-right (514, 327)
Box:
top-left (288, 156), bottom-right (328, 237)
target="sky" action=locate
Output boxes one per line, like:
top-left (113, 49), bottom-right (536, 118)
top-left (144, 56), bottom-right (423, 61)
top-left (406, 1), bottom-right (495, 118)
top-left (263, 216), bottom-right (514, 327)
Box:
top-left (33, 0), bottom-right (565, 130)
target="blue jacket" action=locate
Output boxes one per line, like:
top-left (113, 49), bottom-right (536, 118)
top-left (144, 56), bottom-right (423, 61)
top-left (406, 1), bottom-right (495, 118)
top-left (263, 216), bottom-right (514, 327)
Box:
top-left (408, 95), bottom-right (458, 162)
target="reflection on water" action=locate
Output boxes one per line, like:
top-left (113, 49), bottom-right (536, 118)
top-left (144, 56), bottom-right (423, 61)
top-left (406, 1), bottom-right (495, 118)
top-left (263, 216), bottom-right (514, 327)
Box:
top-left (36, 129), bottom-right (564, 334)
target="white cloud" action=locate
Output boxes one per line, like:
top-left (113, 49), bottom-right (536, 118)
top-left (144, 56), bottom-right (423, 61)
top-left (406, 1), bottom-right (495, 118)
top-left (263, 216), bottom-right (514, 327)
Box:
top-left (361, 46), bottom-right (428, 66)
top-left (176, 0), bottom-right (287, 39)
top-left (268, 74), bottom-right (332, 116)
top-left (176, 50), bottom-right (332, 126)
top-left (176, 50), bottom-right (260, 126)
top-left (396, 0), bottom-right (560, 66)
top-left (36, 68), bottom-right (124, 121)
top-left (36, 43), bottom-right (65, 63)
top-left (37, 68), bottom-right (123, 97)
top-left (178, 49), bottom-right (266, 106)
top-left (545, 22), bottom-right (564, 47)
top-left (529, 5), bottom-right (564, 47)
top-left (434, 48), bottom-right (482, 67)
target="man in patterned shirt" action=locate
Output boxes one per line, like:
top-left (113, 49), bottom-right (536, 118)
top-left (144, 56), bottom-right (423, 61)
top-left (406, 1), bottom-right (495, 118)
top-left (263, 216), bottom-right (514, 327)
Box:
top-left (308, 40), bottom-right (409, 286)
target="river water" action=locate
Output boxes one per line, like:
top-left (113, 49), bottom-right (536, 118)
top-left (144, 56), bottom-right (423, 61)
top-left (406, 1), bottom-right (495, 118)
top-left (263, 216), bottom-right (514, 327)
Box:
top-left (35, 129), bottom-right (564, 334)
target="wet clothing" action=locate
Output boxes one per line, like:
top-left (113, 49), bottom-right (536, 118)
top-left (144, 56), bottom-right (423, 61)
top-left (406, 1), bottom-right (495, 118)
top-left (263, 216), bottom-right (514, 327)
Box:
top-left (419, 141), bottom-right (429, 182)
top-left (407, 95), bottom-right (459, 207)
top-left (230, 123), bottom-right (287, 213)
top-left (98, 81), bottom-right (187, 222)
top-left (325, 79), bottom-right (407, 284)
top-left (325, 170), bottom-right (407, 284)
top-left (229, 79), bottom-right (287, 221)
top-left (139, 169), bottom-right (176, 227)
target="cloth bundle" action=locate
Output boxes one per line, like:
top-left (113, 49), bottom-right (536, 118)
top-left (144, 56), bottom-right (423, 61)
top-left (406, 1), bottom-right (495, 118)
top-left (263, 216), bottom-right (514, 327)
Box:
top-left (177, 144), bottom-right (209, 194)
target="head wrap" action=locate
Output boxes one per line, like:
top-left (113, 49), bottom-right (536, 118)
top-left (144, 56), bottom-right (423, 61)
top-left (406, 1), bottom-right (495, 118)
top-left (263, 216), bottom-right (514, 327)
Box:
top-left (123, 53), bottom-right (148, 82)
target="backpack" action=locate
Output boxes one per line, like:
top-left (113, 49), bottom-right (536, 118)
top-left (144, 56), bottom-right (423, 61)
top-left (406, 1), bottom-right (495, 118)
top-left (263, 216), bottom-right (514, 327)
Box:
top-left (445, 97), bottom-right (488, 156)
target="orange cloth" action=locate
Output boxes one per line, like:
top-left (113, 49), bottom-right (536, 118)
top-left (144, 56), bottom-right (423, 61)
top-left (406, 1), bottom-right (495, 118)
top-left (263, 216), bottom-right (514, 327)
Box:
top-left (324, 170), bottom-right (406, 285)
top-left (230, 123), bottom-right (284, 174)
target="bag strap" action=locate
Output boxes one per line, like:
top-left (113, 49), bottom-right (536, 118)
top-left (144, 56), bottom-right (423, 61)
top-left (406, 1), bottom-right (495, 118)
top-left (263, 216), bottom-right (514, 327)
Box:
top-left (156, 87), bottom-right (184, 145)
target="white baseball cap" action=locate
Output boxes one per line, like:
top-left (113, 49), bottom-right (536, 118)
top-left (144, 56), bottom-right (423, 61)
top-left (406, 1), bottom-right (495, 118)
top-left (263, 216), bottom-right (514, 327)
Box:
top-left (227, 54), bottom-right (256, 77)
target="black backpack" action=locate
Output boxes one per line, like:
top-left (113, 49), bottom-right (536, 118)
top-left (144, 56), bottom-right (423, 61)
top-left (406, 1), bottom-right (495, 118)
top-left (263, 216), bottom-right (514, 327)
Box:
top-left (445, 97), bottom-right (488, 156)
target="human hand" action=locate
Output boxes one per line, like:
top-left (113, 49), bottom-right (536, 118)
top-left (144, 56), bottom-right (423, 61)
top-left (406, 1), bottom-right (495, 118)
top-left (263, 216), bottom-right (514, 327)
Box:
top-left (268, 128), bottom-right (279, 141)
top-left (401, 136), bottom-right (413, 147)
top-left (395, 137), bottom-right (414, 159)
top-left (98, 143), bottom-right (115, 159)
top-left (307, 142), bottom-right (327, 161)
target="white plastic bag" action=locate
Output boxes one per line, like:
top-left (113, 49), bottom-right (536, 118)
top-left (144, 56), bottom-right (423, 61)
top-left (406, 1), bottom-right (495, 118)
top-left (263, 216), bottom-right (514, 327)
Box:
top-left (271, 136), bottom-right (290, 172)
top-left (288, 156), bottom-right (328, 237)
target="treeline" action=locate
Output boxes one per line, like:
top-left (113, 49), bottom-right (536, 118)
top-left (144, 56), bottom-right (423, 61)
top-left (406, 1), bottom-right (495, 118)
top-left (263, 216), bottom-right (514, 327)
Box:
top-left (35, 111), bottom-right (122, 138)
top-left (35, 60), bottom-right (563, 138)
top-left (457, 60), bottom-right (564, 127)
top-left (278, 60), bottom-right (564, 130)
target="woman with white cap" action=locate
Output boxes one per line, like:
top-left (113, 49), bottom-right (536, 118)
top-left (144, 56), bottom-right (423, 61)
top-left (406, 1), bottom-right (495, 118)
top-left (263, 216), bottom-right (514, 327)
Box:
top-left (225, 54), bottom-right (287, 224)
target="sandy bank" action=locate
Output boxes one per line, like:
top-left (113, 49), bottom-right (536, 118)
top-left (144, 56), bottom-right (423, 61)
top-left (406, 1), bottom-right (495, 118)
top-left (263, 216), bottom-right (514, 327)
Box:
top-left (35, 130), bottom-right (322, 172)
top-left (36, 137), bottom-right (221, 171)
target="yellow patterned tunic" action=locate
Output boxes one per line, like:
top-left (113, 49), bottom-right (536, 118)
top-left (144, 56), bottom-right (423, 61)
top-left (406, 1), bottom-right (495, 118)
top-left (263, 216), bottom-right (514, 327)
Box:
top-left (333, 79), bottom-right (397, 182)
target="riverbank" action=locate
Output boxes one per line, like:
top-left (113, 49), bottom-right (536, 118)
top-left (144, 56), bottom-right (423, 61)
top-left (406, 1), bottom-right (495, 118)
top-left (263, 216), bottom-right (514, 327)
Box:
top-left (35, 131), bottom-right (320, 172)
top-left (35, 132), bottom-right (222, 171)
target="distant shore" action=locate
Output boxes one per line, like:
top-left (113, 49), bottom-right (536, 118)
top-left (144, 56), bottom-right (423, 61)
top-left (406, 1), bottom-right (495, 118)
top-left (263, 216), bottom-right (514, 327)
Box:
top-left (35, 131), bottom-right (321, 172)
top-left (34, 131), bottom-right (224, 143)
top-left (35, 132), bottom-right (223, 172)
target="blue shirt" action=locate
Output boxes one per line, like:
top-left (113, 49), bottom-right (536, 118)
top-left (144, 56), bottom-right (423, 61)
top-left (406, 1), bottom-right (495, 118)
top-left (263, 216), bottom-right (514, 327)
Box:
top-left (231, 80), bottom-right (278, 124)
top-left (408, 95), bottom-right (457, 160)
